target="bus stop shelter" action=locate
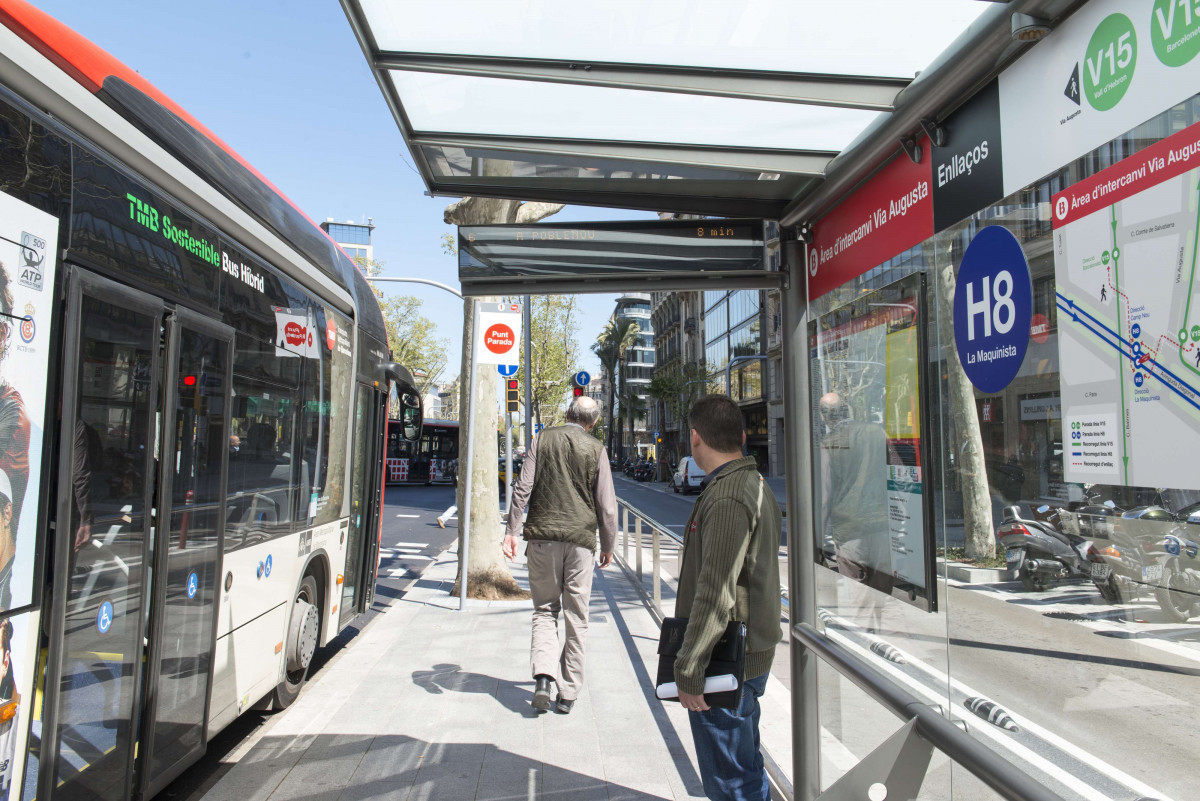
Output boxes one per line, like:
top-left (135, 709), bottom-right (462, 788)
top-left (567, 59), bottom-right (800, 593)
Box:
top-left (342, 2), bottom-right (1091, 799)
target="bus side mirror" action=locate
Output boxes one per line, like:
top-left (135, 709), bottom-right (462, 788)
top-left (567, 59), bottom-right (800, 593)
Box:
top-left (400, 389), bottom-right (422, 443)
top-left (382, 361), bottom-right (423, 443)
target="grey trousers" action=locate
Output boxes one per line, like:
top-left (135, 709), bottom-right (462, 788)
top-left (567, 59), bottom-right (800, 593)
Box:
top-left (526, 539), bottom-right (595, 701)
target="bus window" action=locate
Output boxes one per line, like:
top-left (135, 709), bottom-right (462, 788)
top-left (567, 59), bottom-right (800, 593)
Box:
top-left (225, 374), bottom-right (295, 551)
top-left (302, 306), bottom-right (353, 527)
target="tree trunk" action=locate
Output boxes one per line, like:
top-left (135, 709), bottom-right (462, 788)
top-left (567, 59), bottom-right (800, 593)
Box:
top-left (444, 171), bottom-right (562, 598)
top-left (936, 259), bottom-right (995, 559)
top-left (606, 381), bottom-right (616, 454)
top-left (616, 357), bottom-right (625, 461)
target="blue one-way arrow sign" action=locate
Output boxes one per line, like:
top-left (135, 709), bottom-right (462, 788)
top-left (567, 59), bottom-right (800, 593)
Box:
top-left (573, 370), bottom-right (591, 387)
top-left (497, 364), bottom-right (519, 376)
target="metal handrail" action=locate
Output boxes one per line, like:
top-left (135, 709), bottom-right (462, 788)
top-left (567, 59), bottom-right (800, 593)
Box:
top-left (615, 498), bottom-right (680, 621)
top-left (792, 622), bottom-right (1065, 801)
top-left (614, 496), bottom-right (793, 801)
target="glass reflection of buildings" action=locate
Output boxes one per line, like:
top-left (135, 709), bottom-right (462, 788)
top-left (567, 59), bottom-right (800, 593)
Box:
top-left (649, 221), bottom-right (783, 475)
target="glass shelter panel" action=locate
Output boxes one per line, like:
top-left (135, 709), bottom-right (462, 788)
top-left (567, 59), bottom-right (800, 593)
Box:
top-left (806, 92), bottom-right (1200, 801)
top-left (360, 0), bottom-right (986, 78)
top-left (393, 72), bottom-right (876, 151)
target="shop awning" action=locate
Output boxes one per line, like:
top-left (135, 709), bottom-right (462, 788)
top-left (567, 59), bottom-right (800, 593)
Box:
top-left (341, 0), bottom-right (988, 218)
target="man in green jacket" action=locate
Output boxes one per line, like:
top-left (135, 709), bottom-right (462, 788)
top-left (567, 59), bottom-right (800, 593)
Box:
top-left (675, 395), bottom-right (781, 801)
top-left (502, 395), bottom-right (616, 714)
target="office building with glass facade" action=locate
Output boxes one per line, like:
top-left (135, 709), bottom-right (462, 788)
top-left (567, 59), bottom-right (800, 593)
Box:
top-left (320, 218), bottom-right (375, 263)
top-left (604, 293), bottom-right (654, 457)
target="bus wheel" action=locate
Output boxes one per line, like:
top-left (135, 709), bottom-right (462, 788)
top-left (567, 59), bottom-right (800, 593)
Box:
top-left (273, 574), bottom-right (320, 709)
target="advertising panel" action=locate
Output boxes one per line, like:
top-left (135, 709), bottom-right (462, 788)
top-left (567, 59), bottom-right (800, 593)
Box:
top-left (0, 192), bottom-right (59, 613)
top-left (812, 272), bottom-right (933, 609)
top-left (0, 610), bottom-right (38, 801)
top-left (1052, 118), bottom-right (1200, 487)
top-left (1000, 0), bottom-right (1200, 194)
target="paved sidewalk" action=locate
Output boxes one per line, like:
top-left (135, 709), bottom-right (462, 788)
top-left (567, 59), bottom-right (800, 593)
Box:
top-left (201, 547), bottom-right (719, 800)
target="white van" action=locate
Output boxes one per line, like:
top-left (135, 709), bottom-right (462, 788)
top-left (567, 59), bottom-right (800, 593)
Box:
top-left (670, 457), bottom-right (707, 495)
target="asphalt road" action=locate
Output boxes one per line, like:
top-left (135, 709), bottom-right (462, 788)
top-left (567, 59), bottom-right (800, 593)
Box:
top-left (160, 484), bottom-right (459, 801)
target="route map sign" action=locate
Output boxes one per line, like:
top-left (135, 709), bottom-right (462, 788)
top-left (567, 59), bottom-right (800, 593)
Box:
top-left (1052, 119), bottom-right (1200, 487)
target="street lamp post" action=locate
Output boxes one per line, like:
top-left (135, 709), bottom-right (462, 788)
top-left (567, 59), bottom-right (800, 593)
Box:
top-left (362, 276), bottom-right (462, 298)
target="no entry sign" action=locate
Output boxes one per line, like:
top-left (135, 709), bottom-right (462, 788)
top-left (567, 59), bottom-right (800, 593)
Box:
top-left (474, 302), bottom-right (522, 366)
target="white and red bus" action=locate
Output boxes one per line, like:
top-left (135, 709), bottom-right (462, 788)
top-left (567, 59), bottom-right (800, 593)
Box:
top-left (386, 419), bottom-right (459, 485)
top-left (0, 3), bottom-right (423, 799)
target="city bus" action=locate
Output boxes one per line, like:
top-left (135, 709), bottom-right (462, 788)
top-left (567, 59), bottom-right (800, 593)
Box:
top-left (0, 3), bottom-right (423, 799)
top-left (386, 419), bottom-right (459, 485)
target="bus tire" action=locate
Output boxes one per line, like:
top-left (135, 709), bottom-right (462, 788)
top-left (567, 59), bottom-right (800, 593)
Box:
top-left (273, 574), bottom-right (321, 709)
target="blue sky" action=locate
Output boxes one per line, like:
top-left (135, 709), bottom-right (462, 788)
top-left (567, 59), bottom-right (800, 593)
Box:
top-left (36, 0), bottom-right (638, 379)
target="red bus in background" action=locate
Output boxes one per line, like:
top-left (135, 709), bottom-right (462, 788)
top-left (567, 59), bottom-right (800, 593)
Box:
top-left (386, 419), bottom-right (460, 485)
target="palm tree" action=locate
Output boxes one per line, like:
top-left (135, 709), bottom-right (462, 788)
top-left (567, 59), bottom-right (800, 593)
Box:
top-left (592, 317), bottom-right (640, 456)
top-left (591, 337), bottom-right (620, 454)
top-left (618, 380), bottom-right (647, 463)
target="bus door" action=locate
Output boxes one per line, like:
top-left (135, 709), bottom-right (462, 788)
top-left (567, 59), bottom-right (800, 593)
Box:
top-left (137, 307), bottom-right (231, 799)
top-left (41, 271), bottom-right (232, 801)
top-left (341, 384), bottom-right (382, 625)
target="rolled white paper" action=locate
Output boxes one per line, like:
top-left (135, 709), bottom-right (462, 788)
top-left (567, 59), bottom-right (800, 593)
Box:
top-left (656, 674), bottom-right (738, 700)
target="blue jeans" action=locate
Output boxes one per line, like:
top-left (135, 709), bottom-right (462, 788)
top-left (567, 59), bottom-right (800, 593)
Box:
top-left (688, 672), bottom-right (770, 801)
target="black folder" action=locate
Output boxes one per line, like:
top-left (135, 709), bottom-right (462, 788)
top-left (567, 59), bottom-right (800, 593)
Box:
top-left (655, 617), bottom-right (746, 710)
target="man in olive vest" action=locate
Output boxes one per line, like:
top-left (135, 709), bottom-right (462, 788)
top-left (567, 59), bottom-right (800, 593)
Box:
top-left (502, 395), bottom-right (617, 714)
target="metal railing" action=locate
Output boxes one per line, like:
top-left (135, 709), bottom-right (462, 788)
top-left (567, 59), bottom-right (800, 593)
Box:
top-left (615, 498), bottom-right (680, 620)
top-left (792, 622), bottom-right (1065, 801)
top-left (613, 497), bottom-right (793, 801)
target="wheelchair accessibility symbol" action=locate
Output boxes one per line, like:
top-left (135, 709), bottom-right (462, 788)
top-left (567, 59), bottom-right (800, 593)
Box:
top-left (187, 572), bottom-right (198, 599)
top-left (97, 600), bottom-right (114, 634)
top-left (265, 554), bottom-right (273, 578)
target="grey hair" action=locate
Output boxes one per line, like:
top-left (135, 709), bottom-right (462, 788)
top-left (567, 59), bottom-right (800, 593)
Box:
top-left (565, 395), bottom-right (600, 427)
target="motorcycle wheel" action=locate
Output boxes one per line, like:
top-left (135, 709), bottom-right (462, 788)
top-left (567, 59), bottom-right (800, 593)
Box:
top-left (1096, 575), bottom-right (1124, 604)
top-left (1020, 572), bottom-right (1050, 593)
top-left (1155, 568), bottom-right (1195, 623)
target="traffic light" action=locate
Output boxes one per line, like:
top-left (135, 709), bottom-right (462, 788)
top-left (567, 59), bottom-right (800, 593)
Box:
top-left (506, 379), bottom-right (520, 412)
top-left (572, 386), bottom-right (584, 397)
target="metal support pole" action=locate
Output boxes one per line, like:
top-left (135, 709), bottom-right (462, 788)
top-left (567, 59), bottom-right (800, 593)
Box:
top-left (505, 409), bottom-right (513, 514)
top-left (459, 301), bottom-right (481, 611)
top-left (363, 275), bottom-right (463, 298)
top-left (652, 528), bottom-right (661, 610)
top-left (781, 237), bottom-right (820, 798)
top-left (523, 296), bottom-right (532, 452)
top-left (622, 507), bottom-right (629, 562)
top-left (635, 516), bottom-right (643, 580)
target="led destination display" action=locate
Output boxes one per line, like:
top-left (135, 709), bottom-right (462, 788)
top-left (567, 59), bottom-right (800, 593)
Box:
top-left (458, 218), bottom-right (772, 295)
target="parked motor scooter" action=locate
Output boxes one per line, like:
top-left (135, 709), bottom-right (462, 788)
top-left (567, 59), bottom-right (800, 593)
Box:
top-left (1060, 487), bottom-right (1130, 603)
top-left (1134, 503), bottom-right (1200, 621)
top-left (997, 505), bottom-right (1094, 592)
